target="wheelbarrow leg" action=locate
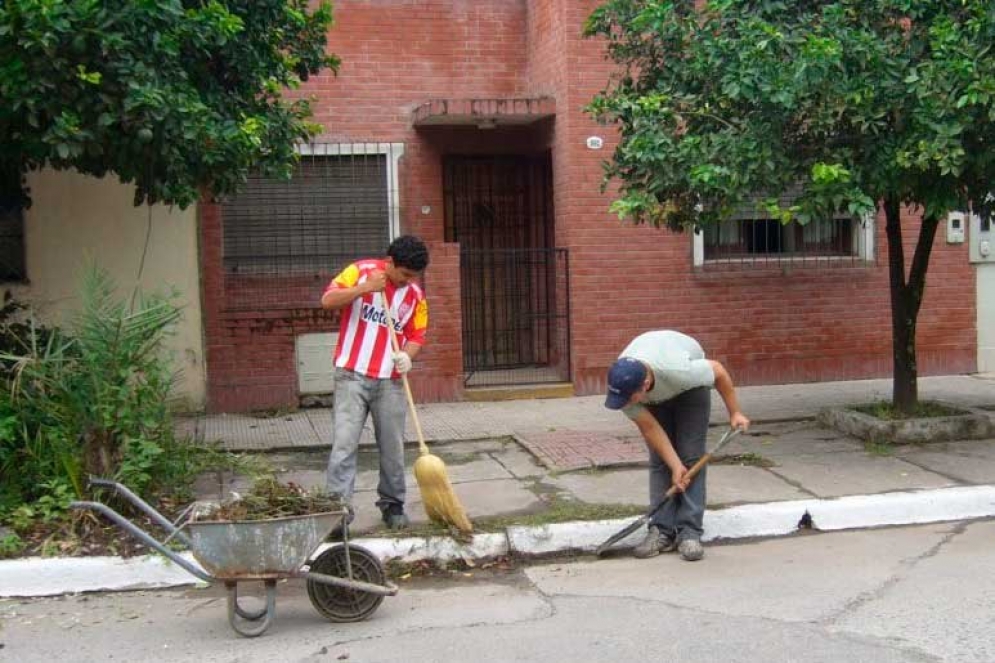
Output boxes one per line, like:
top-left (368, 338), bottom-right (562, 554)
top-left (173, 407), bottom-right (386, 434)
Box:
top-left (229, 583), bottom-right (269, 622)
top-left (225, 581), bottom-right (276, 637)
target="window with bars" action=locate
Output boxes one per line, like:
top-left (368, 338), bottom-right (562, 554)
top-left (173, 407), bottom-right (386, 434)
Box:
top-left (703, 216), bottom-right (856, 258)
top-left (220, 144), bottom-right (402, 310)
top-left (223, 150), bottom-right (393, 275)
top-left (0, 198), bottom-right (25, 282)
top-left (695, 190), bottom-right (873, 268)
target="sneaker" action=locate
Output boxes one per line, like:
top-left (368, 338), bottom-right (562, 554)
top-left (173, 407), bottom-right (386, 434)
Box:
top-left (678, 538), bottom-right (704, 562)
top-left (633, 526), bottom-right (676, 559)
top-left (381, 503), bottom-right (409, 530)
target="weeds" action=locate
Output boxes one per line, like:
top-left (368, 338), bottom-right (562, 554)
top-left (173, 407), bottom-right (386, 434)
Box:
top-left (0, 267), bottom-right (205, 554)
top-left (853, 401), bottom-right (964, 420)
top-left (0, 531), bottom-right (24, 558)
top-left (864, 438), bottom-right (895, 456)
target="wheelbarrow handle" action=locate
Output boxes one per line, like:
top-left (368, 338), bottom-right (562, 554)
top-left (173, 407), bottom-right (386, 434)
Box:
top-left (71, 500), bottom-right (213, 583)
top-left (86, 476), bottom-right (192, 547)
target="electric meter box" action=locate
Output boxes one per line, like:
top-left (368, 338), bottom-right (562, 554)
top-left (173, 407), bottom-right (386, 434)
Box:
top-left (969, 212), bottom-right (995, 263)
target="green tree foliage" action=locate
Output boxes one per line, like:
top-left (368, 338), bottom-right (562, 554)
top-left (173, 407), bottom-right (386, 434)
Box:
top-left (0, 0), bottom-right (339, 207)
top-left (585, 0), bottom-right (995, 412)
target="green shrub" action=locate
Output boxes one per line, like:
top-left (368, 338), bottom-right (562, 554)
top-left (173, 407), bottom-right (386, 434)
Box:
top-left (0, 532), bottom-right (24, 558)
top-left (0, 266), bottom-right (197, 524)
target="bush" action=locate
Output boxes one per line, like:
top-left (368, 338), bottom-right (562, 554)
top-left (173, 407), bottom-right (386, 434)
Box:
top-left (0, 266), bottom-right (196, 521)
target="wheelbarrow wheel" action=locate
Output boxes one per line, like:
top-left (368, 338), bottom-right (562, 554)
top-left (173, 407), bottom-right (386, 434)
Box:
top-left (307, 544), bottom-right (386, 622)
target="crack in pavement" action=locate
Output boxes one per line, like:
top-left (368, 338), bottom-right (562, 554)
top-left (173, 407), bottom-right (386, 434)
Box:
top-left (819, 522), bottom-right (967, 627)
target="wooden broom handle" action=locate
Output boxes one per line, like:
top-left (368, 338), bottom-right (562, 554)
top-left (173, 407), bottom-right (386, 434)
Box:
top-left (380, 292), bottom-right (429, 455)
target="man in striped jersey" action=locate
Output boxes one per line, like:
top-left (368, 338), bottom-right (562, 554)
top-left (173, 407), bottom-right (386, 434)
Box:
top-left (321, 235), bottom-right (430, 530)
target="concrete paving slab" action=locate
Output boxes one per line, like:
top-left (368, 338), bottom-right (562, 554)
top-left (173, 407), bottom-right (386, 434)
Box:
top-left (352, 456), bottom-right (513, 494)
top-left (303, 408), bottom-right (333, 445)
top-left (897, 440), bottom-right (995, 484)
top-left (200, 412), bottom-right (321, 450)
top-left (772, 452), bottom-right (956, 497)
top-left (900, 445), bottom-right (995, 484)
top-left (432, 439), bottom-right (511, 455)
top-left (432, 457), bottom-right (516, 483)
top-left (484, 445), bottom-right (547, 479)
top-left (708, 465), bottom-right (813, 504)
top-left (547, 469), bottom-right (647, 506)
top-left (726, 424), bottom-right (865, 458)
top-left (452, 478), bottom-right (544, 519)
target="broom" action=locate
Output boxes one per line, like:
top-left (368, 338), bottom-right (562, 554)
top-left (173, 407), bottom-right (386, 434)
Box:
top-left (381, 293), bottom-right (473, 534)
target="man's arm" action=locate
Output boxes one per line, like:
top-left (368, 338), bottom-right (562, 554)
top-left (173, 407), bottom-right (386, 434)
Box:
top-left (400, 341), bottom-right (422, 361)
top-left (708, 360), bottom-right (750, 430)
top-left (321, 269), bottom-right (386, 310)
top-left (396, 297), bottom-right (428, 363)
top-left (631, 408), bottom-right (690, 491)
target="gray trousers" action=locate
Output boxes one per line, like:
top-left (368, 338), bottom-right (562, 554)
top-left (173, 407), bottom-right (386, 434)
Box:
top-left (646, 386), bottom-right (711, 542)
top-left (325, 368), bottom-right (407, 511)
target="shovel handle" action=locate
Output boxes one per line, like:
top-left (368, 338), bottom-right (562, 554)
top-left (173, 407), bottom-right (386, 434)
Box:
top-left (662, 426), bottom-right (741, 497)
top-left (380, 292), bottom-right (429, 455)
top-left (595, 427), bottom-right (743, 556)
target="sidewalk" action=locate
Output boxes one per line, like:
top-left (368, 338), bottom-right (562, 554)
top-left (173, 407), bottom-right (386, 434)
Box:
top-left (4, 374), bottom-right (995, 597)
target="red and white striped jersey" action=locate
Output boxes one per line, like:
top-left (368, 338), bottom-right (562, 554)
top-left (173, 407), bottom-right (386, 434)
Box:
top-left (323, 259), bottom-right (428, 379)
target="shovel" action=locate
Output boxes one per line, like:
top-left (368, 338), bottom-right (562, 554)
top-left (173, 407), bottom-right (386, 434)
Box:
top-left (595, 426), bottom-right (742, 556)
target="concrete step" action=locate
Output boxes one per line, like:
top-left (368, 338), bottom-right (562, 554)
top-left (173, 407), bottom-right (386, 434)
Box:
top-left (463, 382), bottom-right (575, 402)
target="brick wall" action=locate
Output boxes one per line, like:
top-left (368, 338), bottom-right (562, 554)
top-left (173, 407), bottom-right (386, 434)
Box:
top-left (199, 0), bottom-right (977, 412)
top-left (561, 0), bottom-right (976, 395)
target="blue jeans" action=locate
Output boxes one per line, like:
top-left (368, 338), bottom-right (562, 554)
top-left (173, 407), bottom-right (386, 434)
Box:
top-left (646, 386), bottom-right (711, 542)
top-left (325, 368), bottom-right (407, 512)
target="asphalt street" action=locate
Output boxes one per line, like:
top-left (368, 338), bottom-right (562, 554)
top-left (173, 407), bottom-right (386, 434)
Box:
top-left (4, 519), bottom-right (993, 663)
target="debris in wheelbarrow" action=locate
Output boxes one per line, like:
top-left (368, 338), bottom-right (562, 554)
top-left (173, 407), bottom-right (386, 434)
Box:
top-left (193, 477), bottom-right (344, 522)
top-left (72, 477), bottom-right (398, 637)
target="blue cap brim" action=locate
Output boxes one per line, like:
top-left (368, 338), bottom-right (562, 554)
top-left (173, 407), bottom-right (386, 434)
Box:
top-left (604, 391), bottom-right (629, 410)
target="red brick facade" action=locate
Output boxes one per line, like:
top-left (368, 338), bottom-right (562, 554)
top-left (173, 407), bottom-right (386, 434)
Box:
top-left (200, 0), bottom-right (976, 413)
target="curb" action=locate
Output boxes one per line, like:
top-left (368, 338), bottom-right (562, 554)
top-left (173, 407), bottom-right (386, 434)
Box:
top-left (3, 485), bottom-right (994, 598)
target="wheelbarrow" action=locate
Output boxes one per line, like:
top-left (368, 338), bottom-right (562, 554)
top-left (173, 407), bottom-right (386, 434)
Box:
top-left (71, 478), bottom-right (398, 637)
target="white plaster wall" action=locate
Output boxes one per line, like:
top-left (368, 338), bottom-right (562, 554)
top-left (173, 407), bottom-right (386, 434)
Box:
top-left (979, 264), bottom-right (995, 373)
top-left (9, 169), bottom-right (205, 411)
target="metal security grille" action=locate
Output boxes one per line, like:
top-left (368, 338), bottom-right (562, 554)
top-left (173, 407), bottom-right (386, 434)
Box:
top-left (460, 248), bottom-right (570, 387)
top-left (444, 155), bottom-right (570, 387)
top-left (221, 144), bottom-right (397, 310)
top-left (0, 199), bottom-right (25, 282)
top-left (702, 189), bottom-right (869, 269)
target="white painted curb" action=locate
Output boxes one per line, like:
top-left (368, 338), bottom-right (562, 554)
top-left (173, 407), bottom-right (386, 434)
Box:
top-left (3, 485), bottom-right (994, 598)
top-left (0, 552), bottom-right (208, 598)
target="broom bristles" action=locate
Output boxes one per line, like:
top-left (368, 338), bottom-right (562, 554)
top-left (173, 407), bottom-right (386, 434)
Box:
top-left (414, 453), bottom-right (473, 534)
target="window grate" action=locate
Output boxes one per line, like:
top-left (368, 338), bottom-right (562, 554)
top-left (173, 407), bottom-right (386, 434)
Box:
top-left (700, 189), bottom-right (871, 269)
top-left (221, 144), bottom-right (399, 310)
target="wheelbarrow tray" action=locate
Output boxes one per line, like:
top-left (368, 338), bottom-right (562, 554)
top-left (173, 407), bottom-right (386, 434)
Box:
top-left (186, 511), bottom-right (344, 580)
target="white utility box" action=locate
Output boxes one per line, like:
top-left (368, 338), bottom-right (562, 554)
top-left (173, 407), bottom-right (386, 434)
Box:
top-left (296, 332), bottom-right (338, 394)
top-left (969, 211), bottom-right (994, 263)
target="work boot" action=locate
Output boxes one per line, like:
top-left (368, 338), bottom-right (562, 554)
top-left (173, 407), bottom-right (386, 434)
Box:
top-left (381, 503), bottom-right (409, 530)
top-left (633, 525), bottom-right (676, 559)
top-left (678, 538), bottom-right (704, 562)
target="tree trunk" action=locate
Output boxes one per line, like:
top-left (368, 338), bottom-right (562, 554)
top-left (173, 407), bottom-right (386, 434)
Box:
top-left (883, 197), bottom-right (940, 415)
